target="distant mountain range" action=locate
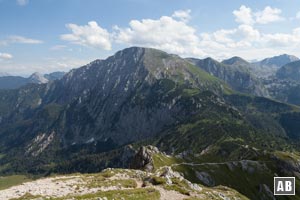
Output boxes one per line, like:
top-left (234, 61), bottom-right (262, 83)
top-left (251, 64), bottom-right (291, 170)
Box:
top-left (0, 71), bottom-right (65, 89)
top-left (186, 54), bottom-right (300, 106)
top-left (250, 54), bottom-right (299, 78)
top-left (258, 54), bottom-right (299, 68)
top-left (186, 56), bottom-right (268, 97)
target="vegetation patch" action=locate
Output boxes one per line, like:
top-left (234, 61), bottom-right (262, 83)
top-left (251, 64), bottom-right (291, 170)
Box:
top-left (57, 187), bottom-right (160, 200)
top-left (0, 175), bottom-right (31, 190)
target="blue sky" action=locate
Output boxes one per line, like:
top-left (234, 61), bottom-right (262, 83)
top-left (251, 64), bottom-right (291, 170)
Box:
top-left (0, 0), bottom-right (299, 75)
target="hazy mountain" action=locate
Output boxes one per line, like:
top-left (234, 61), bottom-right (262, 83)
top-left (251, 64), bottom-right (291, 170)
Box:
top-left (0, 72), bottom-right (11, 77)
top-left (276, 60), bottom-right (300, 81)
top-left (28, 72), bottom-right (49, 84)
top-left (44, 71), bottom-right (66, 81)
top-left (0, 76), bottom-right (29, 89)
top-left (251, 54), bottom-right (299, 78)
top-left (187, 57), bottom-right (268, 97)
top-left (221, 56), bottom-right (250, 67)
top-left (262, 60), bottom-right (300, 105)
top-left (259, 54), bottom-right (299, 68)
top-left (0, 71), bottom-right (65, 90)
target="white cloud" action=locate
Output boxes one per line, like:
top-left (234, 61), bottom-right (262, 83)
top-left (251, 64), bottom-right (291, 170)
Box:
top-left (204, 25), bottom-right (260, 47)
top-left (198, 22), bottom-right (300, 59)
top-left (0, 53), bottom-right (13, 60)
top-left (7, 35), bottom-right (43, 44)
top-left (237, 24), bottom-right (260, 41)
top-left (233, 5), bottom-right (254, 25)
top-left (55, 7), bottom-right (297, 61)
top-left (233, 5), bottom-right (284, 25)
top-left (255, 6), bottom-right (284, 24)
top-left (296, 11), bottom-right (300, 19)
top-left (61, 21), bottom-right (112, 50)
top-left (263, 27), bottom-right (300, 47)
top-left (0, 35), bottom-right (43, 46)
top-left (114, 11), bottom-right (204, 57)
top-left (51, 7), bottom-right (300, 61)
top-left (172, 9), bottom-right (191, 22)
top-left (17, 0), bottom-right (28, 6)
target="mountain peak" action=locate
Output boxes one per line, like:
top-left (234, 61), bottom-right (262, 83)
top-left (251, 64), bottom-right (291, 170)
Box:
top-left (222, 56), bottom-right (249, 66)
top-left (258, 54), bottom-right (299, 68)
top-left (29, 72), bottom-right (49, 84)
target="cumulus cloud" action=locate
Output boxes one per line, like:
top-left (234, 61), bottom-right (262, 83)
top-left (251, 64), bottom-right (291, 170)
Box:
top-left (17, 0), bottom-right (28, 6)
top-left (198, 19), bottom-right (299, 59)
top-left (114, 11), bottom-right (204, 57)
top-left (263, 27), bottom-right (300, 47)
top-left (233, 5), bottom-right (254, 25)
top-left (237, 24), bottom-right (261, 41)
top-left (255, 6), bottom-right (284, 24)
top-left (200, 26), bottom-right (258, 56)
top-left (61, 21), bottom-right (112, 50)
top-left (0, 53), bottom-right (13, 60)
top-left (233, 5), bottom-right (284, 25)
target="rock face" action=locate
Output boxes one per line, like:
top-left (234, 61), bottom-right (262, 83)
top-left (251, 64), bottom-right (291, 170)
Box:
top-left (259, 184), bottom-right (276, 200)
top-left (276, 60), bottom-right (300, 81)
top-left (196, 171), bottom-right (215, 186)
top-left (260, 60), bottom-right (300, 105)
top-left (130, 146), bottom-right (159, 171)
top-left (273, 153), bottom-right (300, 177)
top-left (28, 72), bottom-right (49, 84)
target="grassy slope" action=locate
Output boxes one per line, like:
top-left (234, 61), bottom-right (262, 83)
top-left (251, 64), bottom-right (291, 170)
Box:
top-left (0, 175), bottom-right (31, 190)
top-left (151, 150), bottom-right (300, 200)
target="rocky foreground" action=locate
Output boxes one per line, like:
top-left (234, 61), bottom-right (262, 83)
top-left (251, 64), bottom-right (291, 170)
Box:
top-left (0, 167), bottom-right (247, 200)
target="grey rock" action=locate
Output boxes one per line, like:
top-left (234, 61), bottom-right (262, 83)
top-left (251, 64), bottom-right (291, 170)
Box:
top-left (130, 145), bottom-right (158, 172)
top-left (196, 171), bottom-right (215, 186)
